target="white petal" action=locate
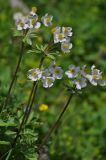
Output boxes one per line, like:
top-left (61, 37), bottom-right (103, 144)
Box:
top-left (17, 25), bottom-right (23, 30)
top-left (34, 22), bottom-right (41, 29)
top-left (98, 80), bottom-right (106, 86)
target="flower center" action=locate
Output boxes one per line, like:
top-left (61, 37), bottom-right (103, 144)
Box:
top-left (64, 28), bottom-right (68, 33)
top-left (58, 33), bottom-right (63, 40)
top-left (45, 17), bottom-right (50, 24)
top-left (31, 18), bottom-right (37, 25)
top-left (19, 22), bottom-right (24, 27)
top-left (55, 70), bottom-right (60, 74)
top-left (63, 43), bottom-right (69, 49)
top-left (32, 71), bottom-right (37, 77)
top-left (70, 69), bottom-right (75, 74)
top-left (92, 75), bottom-right (97, 80)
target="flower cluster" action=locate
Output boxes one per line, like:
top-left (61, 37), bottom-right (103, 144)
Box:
top-left (14, 7), bottom-right (73, 53)
top-left (65, 64), bottom-right (105, 90)
top-left (14, 7), bottom-right (53, 30)
top-left (28, 62), bottom-right (105, 90)
top-left (28, 61), bottom-right (63, 88)
top-left (52, 27), bottom-right (73, 53)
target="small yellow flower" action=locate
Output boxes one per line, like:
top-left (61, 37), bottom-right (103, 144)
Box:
top-left (39, 104), bottom-right (48, 111)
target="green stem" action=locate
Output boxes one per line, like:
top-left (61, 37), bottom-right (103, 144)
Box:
top-left (5, 149), bottom-right (13, 160)
top-left (23, 82), bottom-right (38, 125)
top-left (4, 39), bottom-right (52, 159)
top-left (38, 93), bottom-right (73, 150)
top-left (0, 149), bottom-right (12, 160)
top-left (24, 40), bottom-right (54, 125)
top-left (11, 82), bottom-right (37, 148)
top-left (23, 56), bottom-right (45, 125)
top-left (1, 42), bottom-right (24, 112)
top-left (11, 56), bottom-right (45, 149)
top-left (2, 83), bottom-right (37, 160)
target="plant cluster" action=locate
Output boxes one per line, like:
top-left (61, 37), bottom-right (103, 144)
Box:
top-left (0, 5), bottom-right (106, 160)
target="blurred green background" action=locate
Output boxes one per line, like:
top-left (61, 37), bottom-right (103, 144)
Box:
top-left (0, 0), bottom-right (106, 159)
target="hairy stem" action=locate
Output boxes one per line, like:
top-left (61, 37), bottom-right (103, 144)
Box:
top-left (12, 56), bottom-right (45, 148)
top-left (11, 82), bottom-right (37, 148)
top-left (38, 93), bottom-right (73, 150)
top-left (24, 55), bottom-right (45, 125)
top-left (4, 39), bottom-right (53, 159)
top-left (1, 42), bottom-right (24, 111)
top-left (4, 56), bottom-right (45, 160)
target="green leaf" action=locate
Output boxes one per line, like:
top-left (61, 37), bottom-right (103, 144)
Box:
top-left (13, 29), bottom-right (23, 37)
top-left (0, 141), bottom-right (10, 145)
top-left (26, 38), bottom-right (32, 45)
top-left (5, 130), bottom-right (16, 135)
top-left (23, 37), bottom-right (32, 45)
top-left (47, 54), bottom-right (55, 60)
top-left (27, 50), bottom-right (36, 54)
top-left (0, 120), bottom-right (16, 127)
top-left (25, 154), bottom-right (38, 160)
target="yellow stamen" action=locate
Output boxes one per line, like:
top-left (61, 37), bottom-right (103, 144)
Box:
top-left (31, 18), bottom-right (37, 25)
top-left (18, 22), bottom-right (24, 27)
top-left (70, 69), bottom-right (75, 74)
top-left (45, 17), bottom-right (50, 24)
top-left (92, 75), bottom-right (97, 80)
top-left (55, 69), bottom-right (61, 74)
top-left (32, 7), bottom-right (37, 13)
top-left (63, 43), bottom-right (69, 49)
top-left (64, 27), bottom-right (68, 33)
top-left (58, 33), bottom-right (63, 40)
top-left (32, 71), bottom-right (37, 77)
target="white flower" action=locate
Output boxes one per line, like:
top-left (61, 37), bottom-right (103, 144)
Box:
top-left (52, 26), bottom-right (61, 34)
top-left (29, 13), bottom-right (38, 21)
top-left (80, 65), bottom-right (90, 79)
top-left (31, 21), bottom-right (41, 29)
top-left (42, 68), bottom-right (51, 78)
top-left (14, 13), bottom-right (29, 30)
top-left (42, 77), bottom-right (55, 88)
top-left (86, 65), bottom-right (105, 86)
top-left (52, 67), bottom-right (63, 79)
top-left (41, 13), bottom-right (53, 27)
top-left (17, 22), bottom-right (24, 30)
top-left (61, 41), bottom-right (72, 53)
top-left (23, 23), bottom-right (29, 29)
top-left (72, 78), bottom-right (87, 90)
top-left (47, 61), bottom-right (63, 79)
top-left (28, 68), bottom-right (42, 81)
top-left (29, 21), bottom-right (41, 29)
top-left (54, 32), bottom-right (66, 44)
top-left (49, 61), bottom-right (57, 73)
top-left (29, 15), bottom-right (41, 29)
top-left (17, 21), bottom-right (29, 30)
top-left (13, 12), bottom-right (23, 22)
top-left (30, 7), bottom-right (37, 16)
top-left (62, 27), bottom-right (73, 37)
top-left (65, 65), bottom-right (80, 78)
